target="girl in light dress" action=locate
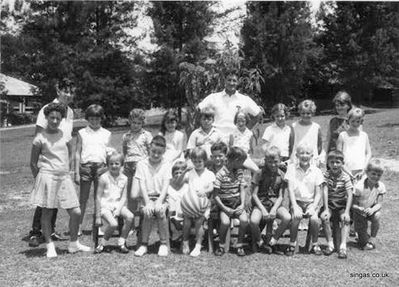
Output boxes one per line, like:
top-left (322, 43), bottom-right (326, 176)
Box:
top-left (159, 109), bottom-right (186, 163)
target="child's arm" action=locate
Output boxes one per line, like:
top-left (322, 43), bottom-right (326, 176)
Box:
top-left (115, 181), bottom-right (128, 217)
top-left (95, 177), bottom-right (105, 226)
top-left (74, 133), bottom-right (82, 184)
top-left (325, 124), bottom-right (332, 153)
top-left (270, 186), bottom-right (285, 219)
top-left (67, 139), bottom-right (73, 173)
top-left (320, 183), bottom-right (331, 221)
top-left (122, 134), bottom-right (128, 158)
top-left (214, 189), bottom-right (233, 217)
top-left (317, 127), bottom-right (323, 155)
top-left (249, 133), bottom-right (255, 156)
top-left (30, 143), bottom-right (41, 178)
top-left (364, 134), bottom-right (372, 169)
top-left (288, 181), bottom-right (302, 219)
top-left (155, 178), bottom-right (169, 214)
top-left (252, 185), bottom-right (269, 219)
top-left (364, 194), bottom-right (383, 216)
top-left (234, 180), bottom-right (247, 215)
top-left (307, 184), bottom-right (322, 216)
top-left (336, 133), bottom-right (344, 152)
top-left (228, 134), bottom-right (234, 148)
top-left (342, 185), bottom-right (353, 223)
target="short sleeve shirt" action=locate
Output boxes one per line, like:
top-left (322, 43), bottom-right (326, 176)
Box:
top-left (252, 167), bottom-right (286, 206)
top-left (230, 127), bottom-right (253, 154)
top-left (36, 99), bottom-right (74, 137)
top-left (186, 168), bottom-right (216, 195)
top-left (324, 170), bottom-right (353, 210)
top-left (186, 127), bottom-right (222, 157)
top-left (122, 129), bottom-right (153, 163)
top-left (262, 123), bottom-right (292, 158)
top-left (79, 126), bottom-right (111, 164)
top-left (291, 121), bottom-right (321, 162)
top-left (198, 90), bottom-right (261, 138)
top-left (285, 163), bottom-right (324, 202)
top-left (214, 166), bottom-right (245, 200)
top-left (353, 177), bottom-right (386, 209)
top-left (99, 171), bottom-right (128, 210)
top-left (162, 130), bottom-right (186, 162)
top-left (32, 130), bottom-right (70, 173)
top-left (134, 159), bottom-right (172, 198)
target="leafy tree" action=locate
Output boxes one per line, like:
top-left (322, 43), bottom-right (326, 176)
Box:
top-left (317, 2), bottom-right (399, 103)
top-left (241, 1), bottom-right (318, 106)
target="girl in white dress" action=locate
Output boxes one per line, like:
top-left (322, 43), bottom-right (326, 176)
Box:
top-left (160, 109), bottom-right (186, 163)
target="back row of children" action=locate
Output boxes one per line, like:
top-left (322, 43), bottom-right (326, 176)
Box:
top-left (30, 90), bottom-right (385, 259)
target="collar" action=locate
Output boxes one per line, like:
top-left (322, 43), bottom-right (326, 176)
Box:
top-left (295, 162), bottom-right (315, 173)
top-left (127, 129), bottom-right (145, 136)
top-left (364, 178), bottom-right (380, 189)
top-left (222, 89), bottom-right (239, 98)
top-left (200, 126), bottom-right (216, 135)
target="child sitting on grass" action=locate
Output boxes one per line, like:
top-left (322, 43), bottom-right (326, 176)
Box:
top-left (132, 135), bottom-right (171, 257)
top-left (250, 146), bottom-right (291, 254)
top-left (285, 143), bottom-right (324, 256)
top-left (352, 159), bottom-right (386, 250)
top-left (30, 103), bottom-right (91, 257)
top-left (94, 152), bottom-right (134, 254)
top-left (179, 148), bottom-right (215, 257)
top-left (320, 150), bottom-right (353, 259)
top-left (167, 161), bottom-right (189, 245)
top-left (214, 147), bottom-right (249, 257)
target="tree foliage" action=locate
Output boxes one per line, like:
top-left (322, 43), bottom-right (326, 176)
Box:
top-left (241, 1), bottom-right (318, 106)
top-left (317, 2), bottom-right (399, 102)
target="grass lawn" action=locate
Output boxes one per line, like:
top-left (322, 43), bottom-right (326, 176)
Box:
top-left (1, 108), bottom-right (399, 286)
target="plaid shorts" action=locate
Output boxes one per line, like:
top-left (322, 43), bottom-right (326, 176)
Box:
top-left (79, 162), bottom-right (107, 182)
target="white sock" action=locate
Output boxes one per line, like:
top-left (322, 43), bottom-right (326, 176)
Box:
top-left (118, 237), bottom-right (126, 246)
top-left (269, 237), bottom-right (277, 246)
top-left (328, 241), bottom-right (334, 249)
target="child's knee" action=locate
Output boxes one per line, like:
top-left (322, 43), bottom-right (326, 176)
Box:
top-left (309, 215), bottom-right (320, 225)
top-left (124, 212), bottom-right (134, 223)
top-left (372, 211), bottom-right (381, 221)
top-left (70, 207), bottom-right (81, 218)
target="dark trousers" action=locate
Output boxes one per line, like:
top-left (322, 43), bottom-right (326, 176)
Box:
top-left (31, 206), bottom-right (58, 235)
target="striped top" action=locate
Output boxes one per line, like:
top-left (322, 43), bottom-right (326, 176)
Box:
top-left (214, 166), bottom-right (245, 200)
top-left (324, 170), bottom-right (353, 210)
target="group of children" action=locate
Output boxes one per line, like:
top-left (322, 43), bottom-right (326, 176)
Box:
top-left (29, 90), bottom-right (386, 259)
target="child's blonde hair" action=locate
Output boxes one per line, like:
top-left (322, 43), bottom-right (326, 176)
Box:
top-left (270, 103), bottom-right (289, 119)
top-left (233, 110), bottom-right (250, 125)
top-left (190, 147), bottom-right (207, 161)
top-left (264, 146), bottom-right (281, 159)
top-left (296, 142), bottom-right (313, 155)
top-left (129, 108), bottom-right (146, 123)
top-left (200, 106), bottom-right (215, 119)
top-left (366, 158), bottom-right (384, 173)
top-left (106, 151), bottom-right (124, 166)
top-left (348, 107), bottom-right (364, 120)
top-left (333, 91), bottom-right (352, 112)
top-left (172, 160), bottom-right (187, 175)
top-left (298, 99), bottom-right (317, 114)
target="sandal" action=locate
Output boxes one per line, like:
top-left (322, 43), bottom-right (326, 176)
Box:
top-left (237, 247), bottom-right (246, 256)
top-left (323, 246), bottom-right (334, 256)
top-left (215, 246), bottom-right (225, 256)
top-left (285, 245), bottom-right (295, 256)
top-left (338, 248), bottom-right (347, 259)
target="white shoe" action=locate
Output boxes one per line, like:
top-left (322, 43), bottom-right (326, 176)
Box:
top-left (68, 241), bottom-right (92, 253)
top-left (46, 242), bottom-right (57, 258)
top-left (190, 245), bottom-right (201, 257)
top-left (182, 241), bottom-right (190, 255)
top-left (98, 228), bottom-right (104, 236)
top-left (158, 244), bottom-right (168, 257)
top-left (134, 245), bottom-right (148, 257)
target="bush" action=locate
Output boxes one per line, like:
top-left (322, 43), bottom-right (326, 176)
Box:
top-left (4, 112), bottom-right (36, 126)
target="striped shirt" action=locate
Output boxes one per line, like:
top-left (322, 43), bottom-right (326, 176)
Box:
top-left (214, 166), bottom-right (245, 200)
top-left (324, 170), bottom-right (353, 210)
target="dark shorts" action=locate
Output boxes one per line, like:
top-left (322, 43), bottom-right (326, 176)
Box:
top-left (252, 197), bottom-right (276, 210)
top-left (79, 162), bottom-right (107, 182)
top-left (123, 161), bottom-right (137, 179)
top-left (220, 197), bottom-right (242, 210)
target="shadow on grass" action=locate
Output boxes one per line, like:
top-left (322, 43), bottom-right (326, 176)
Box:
top-left (377, 122), bottom-right (399, 128)
top-left (19, 247), bottom-right (47, 258)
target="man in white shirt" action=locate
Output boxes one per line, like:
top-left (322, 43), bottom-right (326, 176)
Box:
top-left (197, 70), bottom-right (262, 142)
top-left (29, 79), bottom-right (75, 247)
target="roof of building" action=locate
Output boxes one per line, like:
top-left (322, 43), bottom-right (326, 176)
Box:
top-left (0, 73), bottom-right (39, 97)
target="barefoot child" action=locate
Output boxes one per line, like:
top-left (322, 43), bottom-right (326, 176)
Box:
top-left (94, 152), bottom-right (134, 253)
top-left (122, 109), bottom-right (153, 213)
top-left (320, 150), bottom-right (353, 259)
top-left (352, 159), bottom-right (386, 250)
top-left (285, 143), bottom-right (324, 256)
top-left (214, 147), bottom-right (249, 257)
top-left (160, 109), bottom-right (186, 163)
top-left (75, 104), bottom-right (112, 235)
top-left (30, 103), bottom-right (91, 257)
top-left (133, 135), bottom-right (171, 257)
top-left (250, 146), bottom-right (291, 254)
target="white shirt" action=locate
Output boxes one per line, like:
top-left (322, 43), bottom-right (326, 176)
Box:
top-left (262, 123), bottom-right (292, 157)
top-left (354, 177), bottom-right (386, 209)
top-left (36, 98), bottom-right (74, 137)
top-left (291, 121), bottom-right (321, 162)
top-left (230, 127), bottom-right (253, 154)
top-left (285, 163), bottom-right (324, 202)
top-left (198, 90), bottom-right (261, 139)
top-left (162, 130), bottom-right (186, 163)
top-left (167, 183), bottom-right (189, 220)
top-left (79, 126), bottom-right (111, 164)
top-left (99, 171), bottom-right (128, 211)
top-left (186, 127), bottom-right (222, 158)
top-left (186, 168), bottom-right (216, 195)
top-left (338, 131), bottom-right (370, 172)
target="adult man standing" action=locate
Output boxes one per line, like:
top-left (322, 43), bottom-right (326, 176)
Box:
top-left (28, 79), bottom-right (75, 247)
top-left (197, 69), bottom-right (262, 142)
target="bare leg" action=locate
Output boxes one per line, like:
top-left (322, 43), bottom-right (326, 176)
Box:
top-left (219, 211), bottom-right (231, 247)
top-left (41, 208), bottom-right (55, 244)
top-left (237, 211), bottom-right (249, 247)
top-left (79, 181), bottom-right (92, 225)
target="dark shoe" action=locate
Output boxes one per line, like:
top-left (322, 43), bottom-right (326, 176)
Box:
top-left (285, 245), bottom-right (295, 256)
top-left (338, 248), bottom-right (347, 259)
top-left (263, 244), bottom-right (273, 254)
top-left (214, 246), bottom-right (225, 256)
top-left (237, 247), bottom-right (246, 256)
top-left (310, 245), bottom-right (323, 256)
top-left (323, 246), bottom-right (334, 256)
top-left (119, 244), bottom-right (129, 254)
top-left (28, 235), bottom-right (40, 247)
top-left (51, 232), bottom-right (67, 241)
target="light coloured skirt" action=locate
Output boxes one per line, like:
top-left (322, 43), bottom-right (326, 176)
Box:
top-left (31, 170), bottom-right (79, 209)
